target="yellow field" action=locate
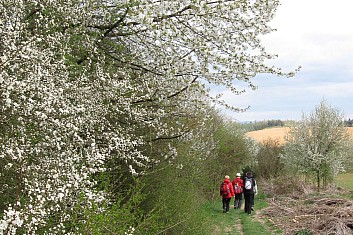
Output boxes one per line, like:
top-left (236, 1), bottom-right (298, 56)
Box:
top-left (246, 127), bottom-right (353, 144)
top-left (245, 127), bottom-right (289, 144)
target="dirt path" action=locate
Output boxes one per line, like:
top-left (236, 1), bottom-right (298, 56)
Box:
top-left (235, 216), bottom-right (244, 235)
top-left (234, 205), bottom-right (244, 235)
top-left (227, 207), bottom-right (244, 234)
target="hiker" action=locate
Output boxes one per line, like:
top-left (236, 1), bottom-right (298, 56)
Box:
top-left (220, 175), bottom-right (234, 213)
top-left (251, 176), bottom-right (258, 211)
top-left (243, 172), bottom-right (256, 214)
top-left (232, 172), bottom-right (244, 209)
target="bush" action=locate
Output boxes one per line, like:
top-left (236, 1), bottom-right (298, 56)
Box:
top-left (259, 175), bottom-right (305, 197)
top-left (254, 138), bottom-right (284, 180)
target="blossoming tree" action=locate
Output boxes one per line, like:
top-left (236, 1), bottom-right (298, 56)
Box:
top-left (0, 0), bottom-right (292, 233)
top-left (283, 100), bottom-right (352, 191)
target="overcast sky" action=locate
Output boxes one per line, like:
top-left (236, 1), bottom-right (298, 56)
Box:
top-left (220, 0), bottom-right (353, 122)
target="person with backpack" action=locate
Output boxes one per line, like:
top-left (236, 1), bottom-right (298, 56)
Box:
top-left (232, 173), bottom-right (243, 209)
top-left (251, 176), bottom-right (258, 211)
top-left (220, 175), bottom-right (234, 213)
top-left (243, 172), bottom-right (256, 214)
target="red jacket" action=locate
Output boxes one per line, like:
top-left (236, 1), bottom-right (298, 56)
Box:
top-left (220, 179), bottom-right (234, 198)
top-left (232, 177), bottom-right (244, 194)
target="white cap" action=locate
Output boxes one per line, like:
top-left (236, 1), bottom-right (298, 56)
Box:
top-left (236, 173), bottom-right (241, 177)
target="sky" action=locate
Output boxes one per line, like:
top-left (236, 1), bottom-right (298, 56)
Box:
top-left (219, 0), bottom-right (353, 122)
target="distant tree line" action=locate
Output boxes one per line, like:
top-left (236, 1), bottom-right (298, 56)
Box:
top-left (241, 119), bottom-right (285, 131)
top-left (242, 118), bottom-right (353, 130)
top-left (344, 118), bottom-right (353, 127)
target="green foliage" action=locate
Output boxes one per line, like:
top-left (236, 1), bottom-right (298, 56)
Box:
top-left (199, 117), bottom-right (254, 200)
top-left (214, 120), bottom-right (251, 176)
top-left (241, 165), bottom-right (254, 177)
top-left (254, 138), bottom-right (284, 179)
top-left (0, 159), bottom-right (18, 213)
top-left (79, 183), bottom-right (145, 235)
top-left (137, 159), bottom-right (211, 234)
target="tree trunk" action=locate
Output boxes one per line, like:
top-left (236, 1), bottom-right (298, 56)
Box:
top-left (317, 171), bottom-right (320, 193)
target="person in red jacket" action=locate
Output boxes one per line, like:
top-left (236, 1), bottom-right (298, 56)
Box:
top-left (220, 175), bottom-right (234, 213)
top-left (232, 172), bottom-right (244, 209)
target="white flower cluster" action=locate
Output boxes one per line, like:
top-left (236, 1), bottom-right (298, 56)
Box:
top-left (0, 0), bottom-right (291, 233)
top-left (124, 226), bottom-right (135, 235)
top-left (282, 100), bottom-right (352, 178)
top-left (0, 206), bottom-right (23, 235)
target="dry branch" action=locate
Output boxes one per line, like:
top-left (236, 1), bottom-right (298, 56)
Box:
top-left (259, 195), bottom-right (353, 234)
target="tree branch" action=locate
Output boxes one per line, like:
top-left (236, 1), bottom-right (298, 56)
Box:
top-left (166, 75), bottom-right (198, 99)
top-left (23, 8), bottom-right (41, 21)
top-left (150, 130), bottom-right (190, 142)
top-left (103, 7), bottom-right (130, 37)
top-left (132, 75), bottom-right (198, 104)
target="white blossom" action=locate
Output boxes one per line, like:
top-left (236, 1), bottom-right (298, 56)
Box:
top-left (0, 0), bottom-right (291, 233)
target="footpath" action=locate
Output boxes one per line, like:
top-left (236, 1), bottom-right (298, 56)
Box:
top-left (203, 195), bottom-right (277, 235)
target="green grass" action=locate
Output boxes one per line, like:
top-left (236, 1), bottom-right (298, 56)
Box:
top-left (240, 213), bottom-right (273, 235)
top-left (199, 193), bottom-right (276, 235)
top-left (335, 173), bottom-right (353, 191)
top-left (198, 200), bottom-right (241, 235)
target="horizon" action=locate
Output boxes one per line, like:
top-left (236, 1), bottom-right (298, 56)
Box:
top-left (214, 0), bottom-right (353, 122)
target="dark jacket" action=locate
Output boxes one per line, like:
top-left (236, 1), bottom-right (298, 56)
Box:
top-left (243, 177), bottom-right (256, 194)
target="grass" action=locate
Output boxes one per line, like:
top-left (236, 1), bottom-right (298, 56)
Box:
top-left (199, 193), bottom-right (277, 235)
top-left (335, 172), bottom-right (353, 191)
top-left (198, 200), bottom-right (241, 235)
top-left (240, 214), bottom-right (273, 235)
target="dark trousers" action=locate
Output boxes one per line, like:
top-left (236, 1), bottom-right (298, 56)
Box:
top-left (222, 197), bottom-right (231, 212)
top-left (244, 193), bottom-right (254, 214)
top-left (251, 193), bottom-right (255, 208)
top-left (234, 193), bottom-right (243, 209)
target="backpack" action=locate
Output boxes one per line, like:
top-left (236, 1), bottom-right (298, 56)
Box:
top-left (220, 182), bottom-right (230, 196)
top-left (244, 177), bottom-right (253, 191)
top-left (234, 183), bottom-right (243, 194)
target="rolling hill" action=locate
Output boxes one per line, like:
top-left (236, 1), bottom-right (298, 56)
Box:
top-left (246, 127), bottom-right (353, 144)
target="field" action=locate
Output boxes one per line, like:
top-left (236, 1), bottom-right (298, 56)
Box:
top-left (246, 126), bottom-right (353, 144)
top-left (335, 172), bottom-right (353, 191)
top-left (245, 127), bottom-right (290, 144)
